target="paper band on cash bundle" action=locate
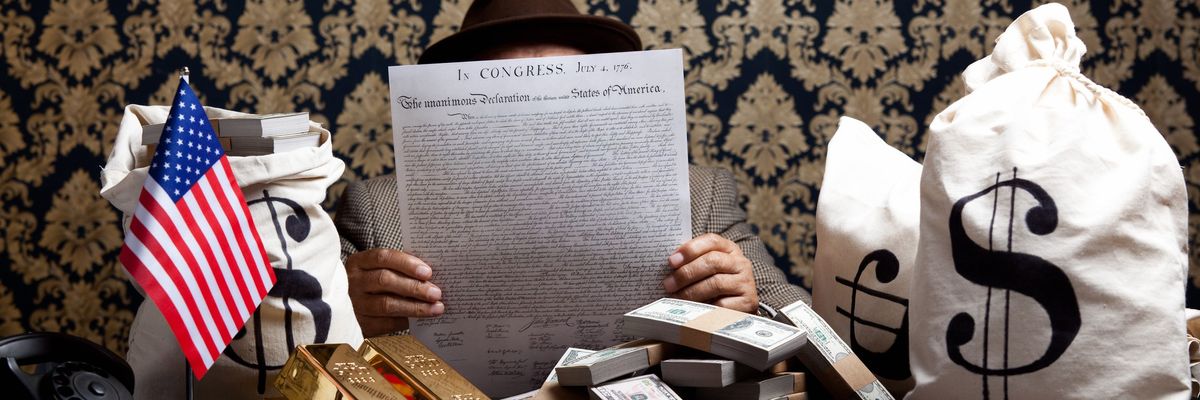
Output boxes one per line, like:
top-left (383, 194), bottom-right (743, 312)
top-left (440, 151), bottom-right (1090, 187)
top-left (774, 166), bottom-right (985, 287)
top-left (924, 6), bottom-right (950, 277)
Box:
top-left (677, 306), bottom-right (747, 352)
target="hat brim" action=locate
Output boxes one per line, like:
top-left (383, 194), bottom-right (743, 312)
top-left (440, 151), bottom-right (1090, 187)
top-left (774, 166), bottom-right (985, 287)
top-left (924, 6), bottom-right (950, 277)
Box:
top-left (418, 15), bottom-right (642, 64)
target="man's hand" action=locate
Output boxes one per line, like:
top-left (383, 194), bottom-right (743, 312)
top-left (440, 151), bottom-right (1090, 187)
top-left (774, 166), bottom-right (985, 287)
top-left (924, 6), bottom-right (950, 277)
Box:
top-left (345, 249), bottom-right (444, 337)
top-left (661, 233), bottom-right (759, 314)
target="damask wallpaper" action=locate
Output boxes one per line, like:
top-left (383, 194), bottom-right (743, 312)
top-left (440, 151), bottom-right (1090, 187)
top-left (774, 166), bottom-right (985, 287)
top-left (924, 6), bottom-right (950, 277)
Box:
top-left (1, 0), bottom-right (1198, 356)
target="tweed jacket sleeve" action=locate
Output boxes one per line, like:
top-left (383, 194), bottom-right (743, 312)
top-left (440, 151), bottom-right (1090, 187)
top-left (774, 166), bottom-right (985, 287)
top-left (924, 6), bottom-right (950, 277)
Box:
top-left (336, 176), bottom-right (406, 261)
top-left (334, 166), bottom-right (812, 310)
top-left (687, 166), bottom-right (811, 310)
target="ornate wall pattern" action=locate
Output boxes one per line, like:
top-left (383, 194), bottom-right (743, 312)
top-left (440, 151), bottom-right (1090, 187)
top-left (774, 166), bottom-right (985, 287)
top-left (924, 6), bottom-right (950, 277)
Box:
top-left (1, 0), bottom-right (1198, 356)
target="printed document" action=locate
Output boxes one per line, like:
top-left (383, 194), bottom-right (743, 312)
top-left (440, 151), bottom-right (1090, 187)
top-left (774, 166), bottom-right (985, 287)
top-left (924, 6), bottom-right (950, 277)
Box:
top-left (387, 49), bottom-right (690, 396)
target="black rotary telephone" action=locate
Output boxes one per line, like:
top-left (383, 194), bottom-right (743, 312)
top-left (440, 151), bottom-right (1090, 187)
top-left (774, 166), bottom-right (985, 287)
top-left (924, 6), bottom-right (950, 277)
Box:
top-left (0, 332), bottom-right (134, 400)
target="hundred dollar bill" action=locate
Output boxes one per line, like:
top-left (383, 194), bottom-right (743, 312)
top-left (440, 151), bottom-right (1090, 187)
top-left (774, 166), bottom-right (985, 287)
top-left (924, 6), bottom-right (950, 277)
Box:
top-left (715, 316), bottom-right (806, 351)
top-left (626, 298), bottom-right (801, 351)
top-left (626, 297), bottom-right (716, 324)
top-left (562, 346), bottom-right (641, 368)
top-left (775, 301), bottom-right (894, 400)
top-left (776, 300), bottom-right (851, 362)
top-left (589, 375), bottom-right (683, 400)
top-left (556, 340), bottom-right (679, 386)
top-left (545, 348), bottom-right (595, 383)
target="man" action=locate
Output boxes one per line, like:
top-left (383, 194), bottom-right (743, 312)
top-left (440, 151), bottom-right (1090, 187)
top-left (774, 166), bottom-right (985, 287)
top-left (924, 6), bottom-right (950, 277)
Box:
top-left (336, 0), bottom-right (810, 337)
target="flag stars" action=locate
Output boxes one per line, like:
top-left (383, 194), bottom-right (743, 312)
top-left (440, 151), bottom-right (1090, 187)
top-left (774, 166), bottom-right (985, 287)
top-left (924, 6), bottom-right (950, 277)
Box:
top-left (175, 164), bottom-right (182, 171)
top-left (189, 116), bottom-right (196, 123)
top-left (188, 128), bottom-right (195, 135)
top-left (174, 189), bottom-right (180, 196)
top-left (179, 101), bottom-right (185, 108)
top-left (176, 126), bottom-right (184, 133)
top-left (175, 176), bottom-right (181, 183)
top-left (189, 103), bottom-right (196, 110)
top-left (178, 114), bottom-right (184, 121)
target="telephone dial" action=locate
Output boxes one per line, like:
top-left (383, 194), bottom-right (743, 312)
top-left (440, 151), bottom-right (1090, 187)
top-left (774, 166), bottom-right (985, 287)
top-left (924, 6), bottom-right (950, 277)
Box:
top-left (0, 332), bottom-right (133, 400)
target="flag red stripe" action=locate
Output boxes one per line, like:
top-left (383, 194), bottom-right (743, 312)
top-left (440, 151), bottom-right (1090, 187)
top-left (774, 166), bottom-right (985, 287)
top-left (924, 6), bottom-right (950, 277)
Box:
top-left (216, 158), bottom-right (276, 285)
top-left (179, 191), bottom-right (252, 323)
top-left (175, 187), bottom-right (250, 324)
top-left (141, 190), bottom-right (234, 345)
top-left (128, 217), bottom-right (221, 359)
top-left (187, 175), bottom-right (261, 313)
top-left (201, 167), bottom-right (269, 298)
top-left (118, 246), bottom-right (207, 376)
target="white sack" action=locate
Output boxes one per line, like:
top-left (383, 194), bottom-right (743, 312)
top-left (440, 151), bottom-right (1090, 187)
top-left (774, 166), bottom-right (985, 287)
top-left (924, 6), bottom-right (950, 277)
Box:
top-left (908, 3), bottom-right (1189, 399)
top-left (100, 105), bottom-right (363, 399)
top-left (813, 117), bottom-right (919, 395)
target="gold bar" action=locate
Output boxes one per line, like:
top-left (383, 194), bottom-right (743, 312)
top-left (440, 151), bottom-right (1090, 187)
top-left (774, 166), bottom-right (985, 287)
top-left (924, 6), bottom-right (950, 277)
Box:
top-left (359, 335), bottom-right (490, 400)
top-left (274, 343), bottom-right (406, 400)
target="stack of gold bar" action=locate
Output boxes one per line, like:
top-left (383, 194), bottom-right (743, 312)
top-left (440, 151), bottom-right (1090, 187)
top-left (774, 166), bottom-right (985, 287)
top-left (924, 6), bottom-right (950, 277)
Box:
top-left (275, 343), bottom-right (406, 400)
top-left (274, 335), bottom-right (489, 400)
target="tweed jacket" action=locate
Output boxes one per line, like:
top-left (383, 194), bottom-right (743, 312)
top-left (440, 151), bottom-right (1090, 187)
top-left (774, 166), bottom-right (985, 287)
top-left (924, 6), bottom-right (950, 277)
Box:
top-left (335, 165), bottom-right (810, 311)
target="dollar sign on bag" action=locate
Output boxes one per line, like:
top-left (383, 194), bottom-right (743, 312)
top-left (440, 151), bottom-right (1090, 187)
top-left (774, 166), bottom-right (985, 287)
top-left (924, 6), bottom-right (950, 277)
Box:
top-left (225, 190), bottom-right (332, 394)
top-left (835, 249), bottom-right (910, 381)
top-left (946, 168), bottom-right (1080, 399)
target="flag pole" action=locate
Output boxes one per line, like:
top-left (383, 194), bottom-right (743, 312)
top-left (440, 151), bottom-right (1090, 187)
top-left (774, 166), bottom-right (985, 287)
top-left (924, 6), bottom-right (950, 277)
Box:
top-left (180, 65), bottom-right (194, 400)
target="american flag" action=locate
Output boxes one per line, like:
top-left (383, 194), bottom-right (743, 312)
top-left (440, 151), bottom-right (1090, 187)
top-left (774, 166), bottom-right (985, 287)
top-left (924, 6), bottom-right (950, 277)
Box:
top-left (118, 78), bottom-right (275, 379)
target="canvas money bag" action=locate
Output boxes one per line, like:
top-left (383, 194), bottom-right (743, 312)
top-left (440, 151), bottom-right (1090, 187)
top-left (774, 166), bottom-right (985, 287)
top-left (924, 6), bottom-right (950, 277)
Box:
top-left (908, 3), bottom-right (1189, 399)
top-left (100, 105), bottom-right (363, 399)
top-left (813, 117), bottom-right (919, 395)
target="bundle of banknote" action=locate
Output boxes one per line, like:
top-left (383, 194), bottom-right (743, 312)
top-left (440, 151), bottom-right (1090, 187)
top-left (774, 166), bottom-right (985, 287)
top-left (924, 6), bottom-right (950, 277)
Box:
top-left (623, 298), bottom-right (807, 370)
top-left (500, 347), bottom-right (597, 400)
top-left (589, 374), bottom-right (683, 400)
top-left (555, 339), bottom-right (679, 386)
top-left (774, 301), bottom-right (894, 400)
top-left (660, 358), bottom-right (755, 388)
top-left (693, 372), bottom-right (805, 400)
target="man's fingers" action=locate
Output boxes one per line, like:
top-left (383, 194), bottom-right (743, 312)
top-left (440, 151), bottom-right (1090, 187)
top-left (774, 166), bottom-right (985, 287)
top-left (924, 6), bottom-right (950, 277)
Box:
top-left (356, 268), bottom-right (442, 302)
top-left (668, 233), bottom-right (742, 268)
top-left (713, 296), bottom-right (758, 314)
top-left (662, 252), bottom-right (740, 293)
top-left (672, 273), bottom-right (743, 304)
top-left (347, 248), bottom-right (432, 280)
top-left (357, 294), bottom-right (445, 318)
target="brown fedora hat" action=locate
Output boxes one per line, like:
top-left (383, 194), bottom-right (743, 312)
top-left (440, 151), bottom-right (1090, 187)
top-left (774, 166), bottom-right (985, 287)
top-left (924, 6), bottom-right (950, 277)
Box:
top-left (418, 0), bottom-right (642, 64)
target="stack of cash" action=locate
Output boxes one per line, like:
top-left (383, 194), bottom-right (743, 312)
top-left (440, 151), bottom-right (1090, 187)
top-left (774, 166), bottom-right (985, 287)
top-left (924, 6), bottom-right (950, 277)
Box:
top-left (660, 359), bottom-right (755, 388)
top-left (693, 372), bottom-right (805, 400)
top-left (623, 298), bottom-right (807, 370)
top-left (589, 375), bottom-right (683, 400)
top-left (555, 339), bottom-right (678, 386)
top-left (500, 348), bottom-right (597, 400)
top-left (774, 301), bottom-right (894, 400)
